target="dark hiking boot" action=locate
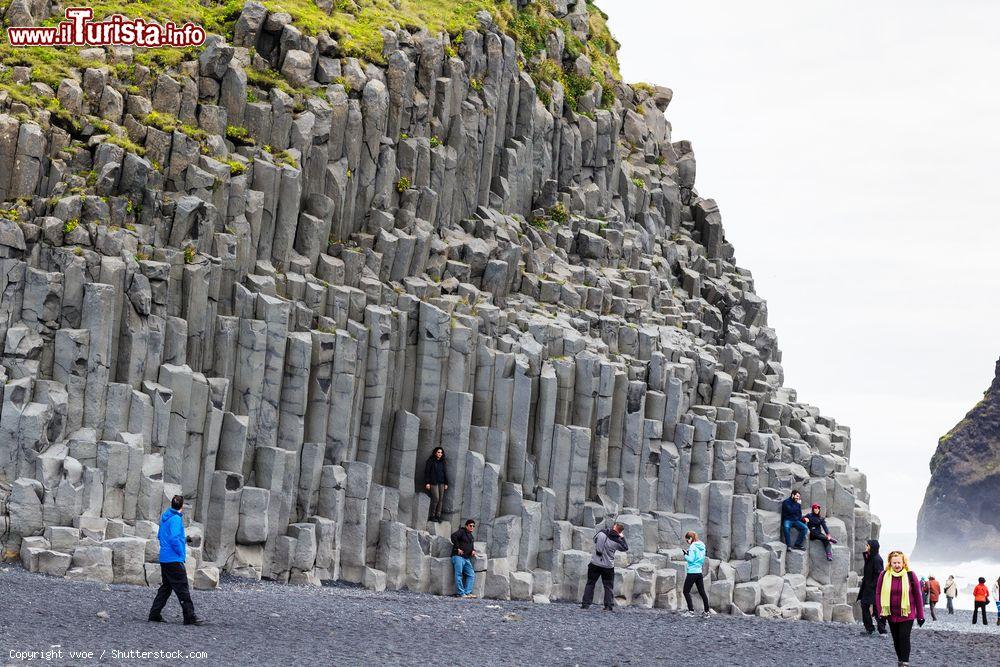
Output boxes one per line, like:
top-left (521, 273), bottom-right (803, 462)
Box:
top-left (580, 604), bottom-right (590, 610)
top-left (148, 615), bottom-right (164, 623)
top-left (184, 618), bottom-right (206, 626)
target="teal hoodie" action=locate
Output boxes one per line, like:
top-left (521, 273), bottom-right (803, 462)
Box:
top-left (685, 540), bottom-right (706, 574)
top-left (157, 508), bottom-right (187, 563)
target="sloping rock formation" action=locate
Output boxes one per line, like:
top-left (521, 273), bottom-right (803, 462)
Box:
top-left (0, 0), bottom-right (876, 621)
top-left (916, 357), bottom-right (1000, 558)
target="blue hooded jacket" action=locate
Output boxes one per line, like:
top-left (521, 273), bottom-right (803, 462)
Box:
top-left (685, 540), bottom-right (706, 574)
top-left (157, 508), bottom-right (186, 563)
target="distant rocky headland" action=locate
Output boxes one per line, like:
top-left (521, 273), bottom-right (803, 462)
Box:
top-left (916, 357), bottom-right (1000, 559)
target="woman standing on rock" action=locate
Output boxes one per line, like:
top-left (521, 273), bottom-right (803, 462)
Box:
top-left (424, 447), bottom-right (449, 523)
top-left (682, 531), bottom-right (710, 619)
top-left (944, 575), bottom-right (957, 614)
top-left (858, 539), bottom-right (886, 636)
top-left (876, 550), bottom-right (925, 667)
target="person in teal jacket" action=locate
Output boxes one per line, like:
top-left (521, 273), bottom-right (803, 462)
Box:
top-left (148, 495), bottom-right (204, 625)
top-left (683, 531), bottom-right (710, 618)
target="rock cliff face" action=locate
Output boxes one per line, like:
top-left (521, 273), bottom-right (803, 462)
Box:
top-left (916, 358), bottom-right (1000, 559)
top-left (0, 0), bottom-right (876, 620)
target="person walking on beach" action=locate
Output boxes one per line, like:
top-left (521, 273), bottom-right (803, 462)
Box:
top-left (148, 495), bottom-right (203, 625)
top-left (993, 577), bottom-right (1000, 626)
top-left (920, 577), bottom-right (928, 607)
top-left (780, 490), bottom-right (808, 551)
top-left (858, 539), bottom-right (886, 636)
top-left (927, 576), bottom-right (940, 621)
top-left (424, 447), bottom-right (449, 523)
top-left (682, 531), bottom-right (711, 618)
top-left (450, 519), bottom-right (477, 598)
top-left (805, 503), bottom-right (835, 561)
top-left (944, 575), bottom-right (957, 615)
top-left (875, 550), bottom-right (925, 667)
top-left (971, 577), bottom-right (989, 625)
top-left (580, 522), bottom-right (628, 611)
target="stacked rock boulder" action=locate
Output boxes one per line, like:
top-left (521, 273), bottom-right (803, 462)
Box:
top-left (0, 0), bottom-right (877, 620)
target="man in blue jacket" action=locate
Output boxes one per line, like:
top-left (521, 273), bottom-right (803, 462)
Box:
top-left (781, 489), bottom-right (808, 551)
top-left (148, 495), bottom-right (203, 625)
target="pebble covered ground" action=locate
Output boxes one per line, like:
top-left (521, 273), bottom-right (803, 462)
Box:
top-left (1, 565), bottom-right (996, 667)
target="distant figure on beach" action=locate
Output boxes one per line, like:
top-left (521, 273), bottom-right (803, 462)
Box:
top-left (971, 577), bottom-right (989, 626)
top-left (450, 519), bottom-right (477, 598)
top-left (424, 447), bottom-right (449, 523)
top-left (858, 539), bottom-right (886, 636)
top-left (994, 577), bottom-right (1000, 626)
top-left (926, 576), bottom-right (940, 621)
top-left (806, 503), bottom-right (836, 561)
top-left (920, 577), bottom-right (928, 606)
top-left (580, 522), bottom-right (628, 612)
top-left (876, 550), bottom-right (924, 667)
top-left (944, 575), bottom-right (957, 615)
top-left (682, 531), bottom-right (711, 618)
top-left (780, 490), bottom-right (807, 551)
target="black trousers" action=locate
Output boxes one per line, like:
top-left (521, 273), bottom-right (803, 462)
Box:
top-left (683, 573), bottom-right (710, 612)
top-left (888, 620), bottom-right (913, 662)
top-left (581, 563), bottom-right (615, 609)
top-left (860, 602), bottom-right (886, 633)
top-left (928, 600), bottom-right (937, 620)
top-left (972, 601), bottom-right (988, 625)
top-left (149, 562), bottom-right (196, 622)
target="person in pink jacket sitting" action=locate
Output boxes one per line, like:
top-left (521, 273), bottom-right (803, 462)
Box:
top-left (875, 550), bottom-right (925, 667)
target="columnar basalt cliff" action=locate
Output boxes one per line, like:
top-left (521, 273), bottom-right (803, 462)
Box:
top-left (0, 0), bottom-right (877, 621)
top-left (916, 357), bottom-right (1000, 559)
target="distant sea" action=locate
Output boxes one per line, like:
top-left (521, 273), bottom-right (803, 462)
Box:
top-left (879, 530), bottom-right (1000, 611)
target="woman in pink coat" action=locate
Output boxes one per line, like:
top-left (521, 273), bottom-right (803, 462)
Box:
top-left (875, 550), bottom-right (925, 667)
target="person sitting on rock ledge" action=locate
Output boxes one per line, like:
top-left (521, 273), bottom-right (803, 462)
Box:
top-left (780, 490), bottom-right (808, 551)
top-left (875, 550), bottom-right (924, 667)
top-left (148, 495), bottom-right (204, 626)
top-left (450, 519), bottom-right (477, 599)
top-left (682, 531), bottom-right (711, 619)
top-left (580, 521), bottom-right (628, 612)
top-left (806, 503), bottom-right (836, 561)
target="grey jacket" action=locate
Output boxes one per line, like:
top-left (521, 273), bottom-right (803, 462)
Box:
top-left (591, 528), bottom-right (629, 568)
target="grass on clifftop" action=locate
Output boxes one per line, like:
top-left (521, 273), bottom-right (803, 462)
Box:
top-left (0, 1), bottom-right (621, 133)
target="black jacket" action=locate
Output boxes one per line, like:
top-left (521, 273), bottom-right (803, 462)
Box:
top-left (807, 513), bottom-right (829, 537)
top-left (424, 458), bottom-right (449, 485)
top-left (451, 528), bottom-right (475, 559)
top-left (857, 539), bottom-right (883, 604)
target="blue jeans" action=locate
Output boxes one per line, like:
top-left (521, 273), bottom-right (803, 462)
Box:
top-left (782, 519), bottom-right (807, 548)
top-left (451, 556), bottom-right (474, 596)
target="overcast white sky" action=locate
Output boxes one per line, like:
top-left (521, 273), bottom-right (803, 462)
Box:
top-left (605, 0), bottom-right (1000, 545)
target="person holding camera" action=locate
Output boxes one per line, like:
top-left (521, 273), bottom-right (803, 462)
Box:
top-left (580, 522), bottom-right (628, 611)
top-left (683, 531), bottom-right (711, 618)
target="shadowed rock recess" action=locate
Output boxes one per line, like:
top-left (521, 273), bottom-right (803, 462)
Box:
top-left (0, 0), bottom-right (877, 621)
top-left (916, 357), bottom-right (1000, 559)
